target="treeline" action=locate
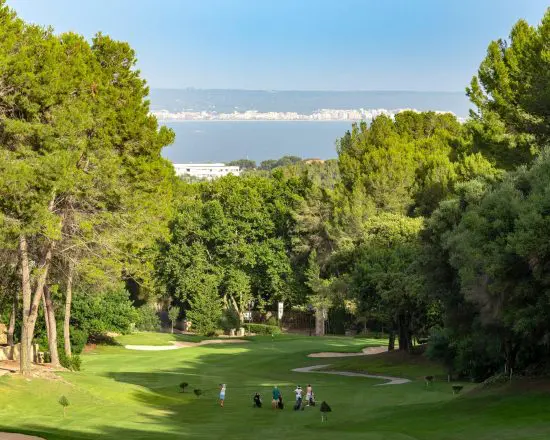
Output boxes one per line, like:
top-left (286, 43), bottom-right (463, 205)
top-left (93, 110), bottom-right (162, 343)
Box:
top-left (228, 155), bottom-right (302, 171)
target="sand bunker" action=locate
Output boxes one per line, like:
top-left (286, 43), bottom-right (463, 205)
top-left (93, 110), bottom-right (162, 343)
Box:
top-left (308, 346), bottom-right (387, 358)
top-left (125, 339), bottom-right (248, 351)
top-left (292, 364), bottom-right (410, 385)
top-left (0, 434), bottom-right (45, 440)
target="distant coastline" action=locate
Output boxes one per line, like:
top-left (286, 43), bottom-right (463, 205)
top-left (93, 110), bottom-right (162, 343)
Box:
top-left (153, 108), bottom-right (462, 123)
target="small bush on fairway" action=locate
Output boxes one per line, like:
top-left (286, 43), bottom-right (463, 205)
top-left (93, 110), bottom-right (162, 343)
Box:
top-left (194, 389), bottom-right (202, 398)
top-left (179, 382), bottom-right (189, 392)
top-left (245, 324), bottom-right (281, 335)
top-left (59, 396), bottom-right (70, 417)
top-left (452, 385), bottom-right (464, 394)
top-left (320, 401), bottom-right (332, 422)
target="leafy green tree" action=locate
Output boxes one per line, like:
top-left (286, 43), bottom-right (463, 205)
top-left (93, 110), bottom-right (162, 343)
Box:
top-left (187, 276), bottom-right (223, 336)
top-left (349, 214), bottom-right (427, 351)
top-left (156, 175), bottom-right (297, 318)
top-left (0, 2), bottom-right (174, 373)
top-left (168, 306), bottom-right (180, 334)
top-left (467, 8), bottom-right (550, 169)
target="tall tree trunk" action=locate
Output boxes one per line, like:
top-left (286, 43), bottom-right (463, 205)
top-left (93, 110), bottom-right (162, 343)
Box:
top-left (19, 237), bottom-right (55, 375)
top-left (388, 329), bottom-right (396, 351)
top-left (64, 261), bottom-right (74, 357)
top-left (7, 290), bottom-right (17, 347)
top-left (42, 293), bottom-right (51, 344)
top-left (19, 235), bottom-right (32, 375)
top-left (43, 285), bottom-right (60, 367)
top-left (229, 295), bottom-right (244, 325)
top-left (315, 308), bottom-right (326, 336)
top-left (397, 314), bottom-right (411, 352)
top-left (27, 242), bottom-right (55, 342)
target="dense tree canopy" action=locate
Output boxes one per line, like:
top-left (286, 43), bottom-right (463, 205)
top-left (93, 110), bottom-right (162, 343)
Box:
top-left (467, 8), bottom-right (550, 169)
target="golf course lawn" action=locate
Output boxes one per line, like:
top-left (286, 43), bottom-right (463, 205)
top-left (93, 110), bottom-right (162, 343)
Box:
top-left (0, 333), bottom-right (549, 439)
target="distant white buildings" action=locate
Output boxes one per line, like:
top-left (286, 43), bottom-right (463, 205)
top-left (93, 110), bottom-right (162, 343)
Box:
top-left (173, 163), bottom-right (241, 180)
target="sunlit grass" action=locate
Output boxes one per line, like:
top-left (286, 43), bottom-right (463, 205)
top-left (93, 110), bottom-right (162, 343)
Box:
top-left (0, 334), bottom-right (548, 440)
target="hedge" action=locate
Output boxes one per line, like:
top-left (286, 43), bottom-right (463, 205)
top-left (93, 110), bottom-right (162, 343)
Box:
top-left (245, 324), bottom-right (282, 335)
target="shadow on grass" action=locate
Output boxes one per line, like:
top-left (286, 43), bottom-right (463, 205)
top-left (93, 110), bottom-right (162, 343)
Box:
top-left (3, 337), bottom-right (550, 440)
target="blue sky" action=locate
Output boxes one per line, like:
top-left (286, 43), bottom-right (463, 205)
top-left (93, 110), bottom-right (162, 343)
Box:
top-left (7, 0), bottom-right (549, 91)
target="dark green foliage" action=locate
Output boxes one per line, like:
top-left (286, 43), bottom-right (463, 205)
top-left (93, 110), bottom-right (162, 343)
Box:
top-left (59, 353), bottom-right (81, 371)
top-left (58, 395), bottom-right (70, 417)
top-left (71, 289), bottom-right (138, 338)
top-left (186, 278), bottom-right (223, 336)
top-left (320, 401), bottom-right (332, 420)
top-left (259, 156), bottom-right (302, 171)
top-left (68, 327), bottom-right (89, 355)
top-left (452, 385), bottom-right (463, 395)
top-left (219, 308), bottom-right (241, 332)
top-left (227, 159), bottom-right (256, 170)
top-left (245, 324), bottom-right (282, 335)
top-left (156, 174), bottom-right (298, 323)
top-left (467, 9), bottom-right (550, 169)
top-left (179, 382), bottom-right (189, 392)
top-left (193, 389), bottom-right (202, 397)
top-left (135, 305), bottom-right (161, 332)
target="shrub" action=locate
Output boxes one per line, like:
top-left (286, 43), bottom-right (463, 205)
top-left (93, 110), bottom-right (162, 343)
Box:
top-left (193, 389), bottom-right (202, 397)
top-left (179, 382), bottom-right (189, 392)
top-left (452, 385), bottom-right (464, 394)
top-left (58, 395), bottom-right (70, 417)
top-left (59, 353), bottom-right (81, 371)
top-left (187, 284), bottom-right (223, 336)
top-left (135, 305), bottom-right (161, 331)
top-left (69, 327), bottom-right (89, 355)
top-left (426, 327), bottom-right (456, 376)
top-left (219, 308), bottom-right (240, 332)
top-left (245, 324), bottom-right (282, 335)
top-left (71, 288), bottom-right (138, 338)
top-left (265, 316), bottom-right (278, 326)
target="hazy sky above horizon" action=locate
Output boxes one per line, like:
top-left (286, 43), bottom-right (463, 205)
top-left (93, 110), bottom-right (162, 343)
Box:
top-left (7, 0), bottom-right (549, 91)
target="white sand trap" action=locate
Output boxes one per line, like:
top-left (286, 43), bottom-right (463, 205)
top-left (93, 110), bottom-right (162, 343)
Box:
top-left (125, 339), bottom-right (248, 351)
top-left (0, 434), bottom-right (45, 440)
top-left (308, 346), bottom-right (387, 358)
top-left (292, 364), bottom-right (410, 385)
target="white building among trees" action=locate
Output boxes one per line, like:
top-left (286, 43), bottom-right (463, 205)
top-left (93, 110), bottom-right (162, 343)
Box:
top-left (173, 163), bottom-right (241, 180)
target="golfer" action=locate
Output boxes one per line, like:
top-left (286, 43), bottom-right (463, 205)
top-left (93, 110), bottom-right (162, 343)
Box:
top-left (219, 383), bottom-right (226, 407)
top-left (272, 386), bottom-right (281, 409)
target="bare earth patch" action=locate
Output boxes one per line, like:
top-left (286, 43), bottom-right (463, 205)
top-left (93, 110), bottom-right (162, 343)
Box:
top-left (0, 360), bottom-right (64, 380)
top-left (0, 433), bottom-right (45, 440)
top-left (125, 339), bottom-right (249, 351)
top-left (308, 346), bottom-right (387, 358)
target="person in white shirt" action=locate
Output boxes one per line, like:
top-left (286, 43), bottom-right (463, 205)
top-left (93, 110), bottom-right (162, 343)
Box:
top-left (294, 385), bottom-right (303, 410)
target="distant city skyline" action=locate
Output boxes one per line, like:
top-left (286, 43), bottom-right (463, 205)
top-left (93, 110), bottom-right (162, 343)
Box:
top-left (7, 0), bottom-right (549, 91)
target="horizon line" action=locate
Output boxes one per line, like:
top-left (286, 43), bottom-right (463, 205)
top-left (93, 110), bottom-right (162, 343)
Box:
top-left (150, 87), bottom-right (466, 94)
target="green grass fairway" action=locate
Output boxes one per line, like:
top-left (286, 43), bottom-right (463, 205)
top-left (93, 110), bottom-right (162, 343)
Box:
top-left (0, 334), bottom-right (549, 439)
